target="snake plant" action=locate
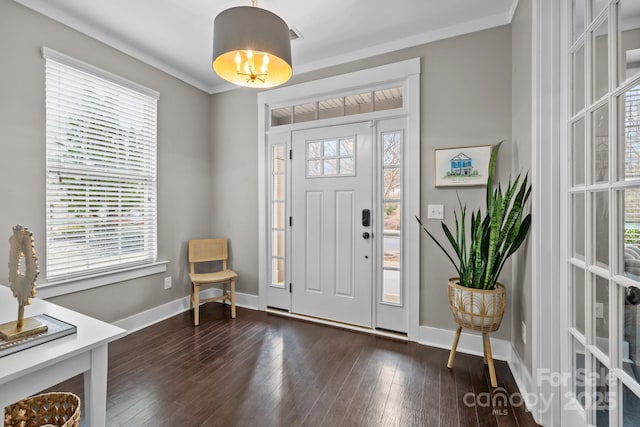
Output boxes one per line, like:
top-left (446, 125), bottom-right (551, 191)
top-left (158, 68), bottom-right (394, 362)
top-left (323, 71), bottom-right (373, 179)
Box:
top-left (417, 141), bottom-right (531, 290)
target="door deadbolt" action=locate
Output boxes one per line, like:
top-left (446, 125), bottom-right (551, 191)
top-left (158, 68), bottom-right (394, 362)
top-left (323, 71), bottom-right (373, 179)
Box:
top-left (362, 232), bottom-right (371, 239)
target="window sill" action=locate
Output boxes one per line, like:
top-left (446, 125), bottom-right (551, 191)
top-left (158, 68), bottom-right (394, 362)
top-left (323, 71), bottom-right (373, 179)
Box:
top-left (37, 261), bottom-right (169, 299)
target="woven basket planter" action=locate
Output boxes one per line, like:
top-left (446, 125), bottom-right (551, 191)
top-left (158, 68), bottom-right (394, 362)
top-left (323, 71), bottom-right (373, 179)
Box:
top-left (4, 392), bottom-right (80, 427)
top-left (448, 278), bottom-right (506, 332)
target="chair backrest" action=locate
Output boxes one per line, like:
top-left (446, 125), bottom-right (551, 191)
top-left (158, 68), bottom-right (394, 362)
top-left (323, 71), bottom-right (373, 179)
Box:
top-left (188, 238), bottom-right (229, 273)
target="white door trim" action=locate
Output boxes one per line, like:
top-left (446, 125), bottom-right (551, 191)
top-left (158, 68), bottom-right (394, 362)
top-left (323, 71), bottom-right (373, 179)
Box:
top-left (257, 58), bottom-right (421, 340)
top-left (532, 0), bottom-right (563, 425)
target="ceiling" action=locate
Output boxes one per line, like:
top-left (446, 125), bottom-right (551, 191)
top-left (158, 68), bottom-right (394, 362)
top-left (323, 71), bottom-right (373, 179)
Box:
top-left (13, 0), bottom-right (518, 94)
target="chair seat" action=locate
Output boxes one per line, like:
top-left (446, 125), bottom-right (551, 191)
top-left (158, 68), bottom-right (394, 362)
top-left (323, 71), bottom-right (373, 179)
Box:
top-left (190, 269), bottom-right (237, 285)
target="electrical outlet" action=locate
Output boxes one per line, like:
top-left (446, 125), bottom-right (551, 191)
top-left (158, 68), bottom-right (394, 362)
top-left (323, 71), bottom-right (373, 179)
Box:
top-left (595, 302), bottom-right (604, 319)
top-left (521, 321), bottom-right (526, 345)
top-left (164, 276), bottom-right (172, 290)
top-left (427, 204), bottom-right (444, 220)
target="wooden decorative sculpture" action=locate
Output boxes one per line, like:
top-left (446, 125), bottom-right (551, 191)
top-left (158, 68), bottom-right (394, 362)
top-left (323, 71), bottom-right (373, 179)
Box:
top-left (0, 225), bottom-right (47, 340)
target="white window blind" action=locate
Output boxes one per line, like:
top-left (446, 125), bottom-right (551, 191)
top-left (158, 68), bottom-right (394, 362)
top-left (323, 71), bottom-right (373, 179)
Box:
top-left (44, 48), bottom-right (159, 281)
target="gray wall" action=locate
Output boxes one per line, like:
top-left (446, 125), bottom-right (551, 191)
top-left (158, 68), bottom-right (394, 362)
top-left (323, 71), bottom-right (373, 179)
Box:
top-left (209, 90), bottom-right (259, 294)
top-left (0, 1), bottom-right (212, 322)
top-left (210, 25), bottom-right (516, 341)
top-left (511, 0), bottom-right (534, 372)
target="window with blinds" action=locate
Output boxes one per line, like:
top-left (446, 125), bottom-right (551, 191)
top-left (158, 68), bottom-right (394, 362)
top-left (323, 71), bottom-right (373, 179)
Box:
top-left (43, 48), bottom-right (159, 281)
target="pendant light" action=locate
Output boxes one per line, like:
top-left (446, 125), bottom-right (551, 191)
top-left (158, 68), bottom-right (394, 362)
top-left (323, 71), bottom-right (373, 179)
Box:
top-left (212, 0), bottom-right (292, 88)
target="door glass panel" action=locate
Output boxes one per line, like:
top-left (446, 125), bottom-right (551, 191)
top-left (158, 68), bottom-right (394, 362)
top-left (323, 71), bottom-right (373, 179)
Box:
top-left (340, 138), bottom-right (354, 155)
top-left (575, 265), bottom-right (587, 335)
top-left (383, 235), bottom-right (400, 268)
top-left (594, 191), bottom-right (610, 268)
top-left (272, 230), bottom-right (284, 257)
top-left (574, 0), bottom-right (586, 43)
top-left (574, 118), bottom-right (587, 185)
top-left (308, 160), bottom-right (321, 176)
top-left (622, 384), bottom-right (640, 425)
top-left (273, 174), bottom-right (285, 200)
top-left (272, 258), bottom-right (284, 285)
top-left (323, 159), bottom-right (337, 175)
top-left (574, 338), bottom-right (587, 408)
top-left (624, 189), bottom-right (640, 280)
top-left (574, 44), bottom-right (586, 114)
top-left (593, 103), bottom-right (610, 183)
top-left (619, 85), bottom-right (640, 180)
top-left (339, 158), bottom-right (353, 175)
top-left (324, 140), bottom-right (337, 157)
top-left (574, 192), bottom-right (587, 260)
top-left (623, 286), bottom-right (640, 381)
top-left (384, 169), bottom-right (401, 200)
top-left (594, 275), bottom-right (610, 355)
top-left (273, 145), bottom-right (285, 173)
top-left (594, 358), bottom-right (611, 426)
top-left (383, 133), bottom-right (401, 166)
top-left (306, 137), bottom-right (355, 177)
top-left (381, 130), bottom-right (402, 306)
top-left (621, 0), bottom-right (640, 81)
top-left (593, 18), bottom-right (610, 102)
top-left (270, 143), bottom-right (286, 289)
top-left (272, 202), bottom-right (285, 228)
top-left (308, 141), bottom-right (322, 159)
top-left (382, 269), bottom-right (400, 304)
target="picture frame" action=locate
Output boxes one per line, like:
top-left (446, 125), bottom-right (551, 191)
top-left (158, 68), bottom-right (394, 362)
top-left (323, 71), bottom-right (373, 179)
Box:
top-left (434, 145), bottom-right (492, 187)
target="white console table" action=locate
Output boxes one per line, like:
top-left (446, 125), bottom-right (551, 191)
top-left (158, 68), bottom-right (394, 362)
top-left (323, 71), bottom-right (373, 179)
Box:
top-left (0, 285), bottom-right (126, 427)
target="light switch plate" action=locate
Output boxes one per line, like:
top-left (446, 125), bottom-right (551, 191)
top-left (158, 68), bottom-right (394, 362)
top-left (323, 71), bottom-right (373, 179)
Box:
top-left (427, 204), bottom-right (444, 220)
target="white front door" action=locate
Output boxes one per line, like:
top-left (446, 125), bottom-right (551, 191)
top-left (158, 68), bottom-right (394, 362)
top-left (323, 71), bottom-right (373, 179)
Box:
top-left (291, 122), bottom-right (373, 327)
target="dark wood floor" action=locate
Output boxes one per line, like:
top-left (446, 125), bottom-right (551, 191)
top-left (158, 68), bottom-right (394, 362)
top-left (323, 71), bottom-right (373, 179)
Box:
top-left (47, 304), bottom-right (539, 427)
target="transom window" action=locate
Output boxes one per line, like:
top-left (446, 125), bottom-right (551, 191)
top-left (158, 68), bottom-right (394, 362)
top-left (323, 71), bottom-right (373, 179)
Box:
top-left (271, 86), bottom-right (404, 126)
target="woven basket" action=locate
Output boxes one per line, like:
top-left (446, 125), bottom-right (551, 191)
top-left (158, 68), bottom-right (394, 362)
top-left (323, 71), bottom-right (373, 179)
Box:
top-left (448, 278), bottom-right (506, 332)
top-left (4, 392), bottom-right (80, 427)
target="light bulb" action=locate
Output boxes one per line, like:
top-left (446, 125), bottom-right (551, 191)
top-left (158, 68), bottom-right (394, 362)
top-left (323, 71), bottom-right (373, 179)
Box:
top-left (262, 53), bottom-right (269, 65)
top-left (235, 52), bottom-right (241, 72)
top-left (246, 50), bottom-right (253, 59)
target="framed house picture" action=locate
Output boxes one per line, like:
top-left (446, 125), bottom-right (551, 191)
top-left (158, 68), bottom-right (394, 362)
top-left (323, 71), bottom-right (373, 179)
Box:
top-left (434, 145), bottom-right (492, 187)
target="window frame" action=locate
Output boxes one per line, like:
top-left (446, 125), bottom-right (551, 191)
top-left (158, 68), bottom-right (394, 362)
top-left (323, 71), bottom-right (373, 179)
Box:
top-left (40, 47), bottom-right (165, 297)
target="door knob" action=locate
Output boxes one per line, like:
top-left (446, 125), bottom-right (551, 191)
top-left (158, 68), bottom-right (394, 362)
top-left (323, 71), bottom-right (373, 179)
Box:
top-left (362, 232), bottom-right (370, 239)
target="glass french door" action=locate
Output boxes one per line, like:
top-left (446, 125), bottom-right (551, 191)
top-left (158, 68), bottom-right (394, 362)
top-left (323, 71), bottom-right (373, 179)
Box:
top-left (567, 0), bottom-right (640, 425)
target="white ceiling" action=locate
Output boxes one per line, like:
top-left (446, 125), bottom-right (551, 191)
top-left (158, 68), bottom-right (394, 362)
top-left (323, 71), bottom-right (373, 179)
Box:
top-left (13, 0), bottom-right (518, 94)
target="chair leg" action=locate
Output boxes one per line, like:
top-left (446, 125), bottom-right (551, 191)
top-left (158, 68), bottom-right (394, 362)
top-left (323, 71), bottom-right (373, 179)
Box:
top-left (230, 279), bottom-right (236, 319)
top-left (190, 283), bottom-right (194, 309)
top-left (483, 332), bottom-right (497, 387)
top-left (447, 326), bottom-right (462, 369)
top-left (193, 283), bottom-right (200, 326)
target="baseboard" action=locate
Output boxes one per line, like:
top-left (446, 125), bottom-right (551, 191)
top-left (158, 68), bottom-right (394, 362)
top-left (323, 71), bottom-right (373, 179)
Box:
top-left (113, 289), bottom-right (259, 333)
top-left (508, 345), bottom-right (542, 424)
top-left (415, 325), bottom-right (512, 361)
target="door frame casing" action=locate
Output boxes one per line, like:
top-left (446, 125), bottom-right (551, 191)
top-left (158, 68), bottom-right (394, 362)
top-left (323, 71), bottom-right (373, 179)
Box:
top-left (257, 58), bottom-right (421, 339)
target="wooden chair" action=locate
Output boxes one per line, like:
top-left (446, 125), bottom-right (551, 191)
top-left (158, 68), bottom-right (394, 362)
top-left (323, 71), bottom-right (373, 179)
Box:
top-left (188, 238), bottom-right (237, 325)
